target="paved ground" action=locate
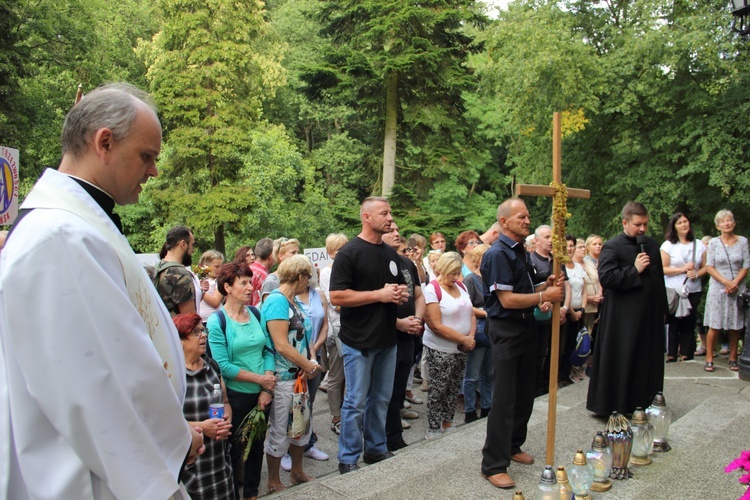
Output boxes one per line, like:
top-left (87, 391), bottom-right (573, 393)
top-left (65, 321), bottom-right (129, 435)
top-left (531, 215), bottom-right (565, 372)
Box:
top-left (255, 353), bottom-right (750, 499)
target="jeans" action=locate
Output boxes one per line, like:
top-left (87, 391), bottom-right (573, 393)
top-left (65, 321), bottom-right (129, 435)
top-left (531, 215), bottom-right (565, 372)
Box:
top-left (337, 343), bottom-right (396, 464)
top-left (463, 345), bottom-right (493, 413)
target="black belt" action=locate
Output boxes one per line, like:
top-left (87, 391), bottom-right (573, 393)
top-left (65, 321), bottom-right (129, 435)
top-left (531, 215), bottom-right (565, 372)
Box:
top-left (499, 309), bottom-right (535, 320)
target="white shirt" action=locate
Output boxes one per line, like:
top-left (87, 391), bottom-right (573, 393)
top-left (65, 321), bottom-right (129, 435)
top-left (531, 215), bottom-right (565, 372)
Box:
top-left (660, 239), bottom-right (706, 293)
top-left (422, 282), bottom-right (473, 353)
top-left (0, 170), bottom-right (190, 499)
top-left (200, 278), bottom-right (220, 322)
top-left (566, 262), bottom-right (586, 309)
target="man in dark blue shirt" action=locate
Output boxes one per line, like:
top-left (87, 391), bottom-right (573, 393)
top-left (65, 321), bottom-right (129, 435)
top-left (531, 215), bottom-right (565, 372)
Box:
top-left (479, 198), bottom-right (564, 490)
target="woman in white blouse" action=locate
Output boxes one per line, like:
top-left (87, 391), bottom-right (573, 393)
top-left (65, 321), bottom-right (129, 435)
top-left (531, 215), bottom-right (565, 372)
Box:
top-left (660, 213), bottom-right (707, 362)
top-left (423, 252), bottom-right (476, 439)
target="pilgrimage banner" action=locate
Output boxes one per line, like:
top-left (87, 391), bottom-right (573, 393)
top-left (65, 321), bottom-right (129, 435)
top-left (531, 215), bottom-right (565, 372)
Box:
top-left (0, 146), bottom-right (19, 226)
top-left (304, 247), bottom-right (333, 273)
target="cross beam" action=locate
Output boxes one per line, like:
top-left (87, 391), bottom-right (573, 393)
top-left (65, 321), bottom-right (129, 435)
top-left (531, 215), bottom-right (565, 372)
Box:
top-left (515, 112), bottom-right (590, 466)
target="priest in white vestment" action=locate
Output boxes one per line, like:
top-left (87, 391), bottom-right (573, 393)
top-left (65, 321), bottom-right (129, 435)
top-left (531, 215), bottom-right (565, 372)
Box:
top-left (0, 83), bottom-right (203, 499)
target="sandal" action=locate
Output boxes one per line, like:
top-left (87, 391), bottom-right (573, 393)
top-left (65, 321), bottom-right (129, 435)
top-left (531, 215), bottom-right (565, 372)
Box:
top-left (729, 360), bottom-right (740, 371)
top-left (694, 348), bottom-right (707, 356)
top-left (266, 484), bottom-right (287, 495)
top-left (331, 420), bottom-right (341, 435)
top-left (704, 361), bottom-right (715, 372)
top-left (666, 356), bottom-right (677, 363)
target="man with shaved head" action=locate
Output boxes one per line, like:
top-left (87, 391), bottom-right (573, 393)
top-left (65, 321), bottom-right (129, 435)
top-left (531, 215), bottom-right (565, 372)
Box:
top-left (479, 198), bottom-right (564, 489)
top-left (330, 196), bottom-right (409, 474)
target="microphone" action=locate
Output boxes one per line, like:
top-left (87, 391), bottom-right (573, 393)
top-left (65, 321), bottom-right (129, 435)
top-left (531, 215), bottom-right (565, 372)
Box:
top-left (636, 235), bottom-right (647, 254)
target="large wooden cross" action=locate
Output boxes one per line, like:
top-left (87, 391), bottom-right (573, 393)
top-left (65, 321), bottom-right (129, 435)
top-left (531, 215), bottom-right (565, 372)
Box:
top-left (516, 112), bottom-right (591, 465)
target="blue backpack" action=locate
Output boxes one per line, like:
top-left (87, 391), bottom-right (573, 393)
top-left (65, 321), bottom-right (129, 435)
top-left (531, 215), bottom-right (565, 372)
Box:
top-left (568, 326), bottom-right (592, 366)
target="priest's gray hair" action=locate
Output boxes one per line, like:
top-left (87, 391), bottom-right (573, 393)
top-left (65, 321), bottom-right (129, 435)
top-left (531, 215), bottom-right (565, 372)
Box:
top-left (61, 82), bottom-right (157, 157)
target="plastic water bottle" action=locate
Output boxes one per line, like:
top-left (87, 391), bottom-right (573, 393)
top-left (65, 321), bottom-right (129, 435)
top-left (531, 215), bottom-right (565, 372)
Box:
top-left (208, 384), bottom-right (224, 419)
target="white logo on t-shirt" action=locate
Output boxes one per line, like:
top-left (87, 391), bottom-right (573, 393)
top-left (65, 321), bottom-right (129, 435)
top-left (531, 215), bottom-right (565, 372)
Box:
top-left (389, 261), bottom-right (398, 276)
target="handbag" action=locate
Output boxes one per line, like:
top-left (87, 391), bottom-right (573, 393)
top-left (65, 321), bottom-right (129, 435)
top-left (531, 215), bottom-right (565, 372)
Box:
top-left (666, 241), bottom-right (697, 317)
top-left (568, 326), bottom-right (592, 367)
top-left (287, 374), bottom-right (311, 438)
top-left (665, 286), bottom-right (680, 315)
top-left (720, 242), bottom-right (749, 311)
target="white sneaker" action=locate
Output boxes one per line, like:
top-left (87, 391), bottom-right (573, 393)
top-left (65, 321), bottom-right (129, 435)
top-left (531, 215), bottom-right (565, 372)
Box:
top-left (304, 446), bottom-right (329, 461)
top-left (403, 400), bottom-right (412, 409)
top-left (280, 453), bottom-right (292, 471)
top-left (425, 430), bottom-right (441, 440)
top-left (401, 419), bottom-right (412, 429)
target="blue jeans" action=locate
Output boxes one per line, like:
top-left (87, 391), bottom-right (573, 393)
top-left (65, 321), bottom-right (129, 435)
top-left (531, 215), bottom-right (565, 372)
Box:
top-left (337, 343), bottom-right (396, 464)
top-left (463, 345), bottom-right (493, 413)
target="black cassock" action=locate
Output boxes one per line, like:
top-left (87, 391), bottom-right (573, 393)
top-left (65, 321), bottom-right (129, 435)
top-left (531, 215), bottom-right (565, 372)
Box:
top-left (586, 232), bottom-right (668, 416)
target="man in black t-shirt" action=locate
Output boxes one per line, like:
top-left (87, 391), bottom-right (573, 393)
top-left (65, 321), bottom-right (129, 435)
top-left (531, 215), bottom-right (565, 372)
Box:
top-left (329, 197), bottom-right (409, 474)
top-left (382, 223), bottom-right (425, 452)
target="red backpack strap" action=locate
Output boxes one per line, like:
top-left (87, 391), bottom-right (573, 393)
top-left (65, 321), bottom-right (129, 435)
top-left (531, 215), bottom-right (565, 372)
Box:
top-left (430, 280), bottom-right (442, 302)
top-left (456, 280), bottom-right (467, 293)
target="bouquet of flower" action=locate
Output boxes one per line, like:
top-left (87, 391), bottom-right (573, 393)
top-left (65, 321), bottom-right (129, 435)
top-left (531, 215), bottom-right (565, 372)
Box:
top-left (238, 404), bottom-right (269, 461)
top-left (725, 450), bottom-right (750, 499)
top-left (191, 264), bottom-right (211, 280)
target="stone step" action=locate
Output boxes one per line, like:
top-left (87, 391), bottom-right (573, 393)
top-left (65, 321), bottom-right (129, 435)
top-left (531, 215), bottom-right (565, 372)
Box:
top-left (270, 359), bottom-right (750, 498)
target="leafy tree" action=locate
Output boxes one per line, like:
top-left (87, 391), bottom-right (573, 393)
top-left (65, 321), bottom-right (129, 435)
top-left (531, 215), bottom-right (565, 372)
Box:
top-left (473, 0), bottom-right (750, 240)
top-left (137, 0), bottom-right (288, 252)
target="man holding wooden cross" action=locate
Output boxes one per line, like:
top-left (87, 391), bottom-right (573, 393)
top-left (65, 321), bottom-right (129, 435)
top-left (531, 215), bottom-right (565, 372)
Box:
top-left (479, 198), bottom-right (565, 489)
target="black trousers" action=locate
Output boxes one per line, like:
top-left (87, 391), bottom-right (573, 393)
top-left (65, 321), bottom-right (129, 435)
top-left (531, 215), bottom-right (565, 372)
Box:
top-left (481, 317), bottom-right (538, 476)
top-left (386, 335), bottom-right (416, 445)
top-left (667, 292), bottom-right (701, 359)
top-left (536, 320), bottom-right (551, 394)
top-left (226, 388), bottom-right (266, 499)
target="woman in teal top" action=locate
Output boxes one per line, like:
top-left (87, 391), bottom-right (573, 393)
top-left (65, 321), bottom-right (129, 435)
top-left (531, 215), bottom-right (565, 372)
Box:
top-left (208, 262), bottom-right (275, 500)
top-left (261, 255), bottom-right (321, 493)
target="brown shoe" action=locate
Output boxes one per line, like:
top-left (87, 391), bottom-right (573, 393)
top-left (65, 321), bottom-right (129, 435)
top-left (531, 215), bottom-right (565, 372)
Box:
top-left (482, 472), bottom-right (515, 489)
top-left (510, 451), bottom-right (535, 465)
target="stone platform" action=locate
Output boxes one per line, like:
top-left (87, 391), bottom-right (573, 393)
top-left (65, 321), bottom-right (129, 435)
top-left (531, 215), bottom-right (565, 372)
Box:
top-left (261, 355), bottom-right (749, 499)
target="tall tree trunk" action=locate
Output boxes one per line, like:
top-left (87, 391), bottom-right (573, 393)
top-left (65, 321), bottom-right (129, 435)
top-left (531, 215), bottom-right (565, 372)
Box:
top-left (214, 224), bottom-right (225, 255)
top-left (382, 70), bottom-right (398, 197)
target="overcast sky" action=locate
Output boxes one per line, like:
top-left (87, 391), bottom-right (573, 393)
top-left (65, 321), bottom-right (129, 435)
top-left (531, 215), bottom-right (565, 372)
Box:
top-left (483, 0), bottom-right (512, 18)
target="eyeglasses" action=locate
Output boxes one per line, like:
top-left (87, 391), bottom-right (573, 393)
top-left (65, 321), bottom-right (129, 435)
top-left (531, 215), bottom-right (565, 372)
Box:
top-left (467, 240), bottom-right (482, 246)
top-left (189, 327), bottom-right (207, 338)
top-left (400, 248), bottom-right (409, 254)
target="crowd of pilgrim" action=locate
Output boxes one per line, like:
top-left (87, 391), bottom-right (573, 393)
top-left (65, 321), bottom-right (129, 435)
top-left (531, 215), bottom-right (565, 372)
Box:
top-left (52, 204), bottom-right (734, 499)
